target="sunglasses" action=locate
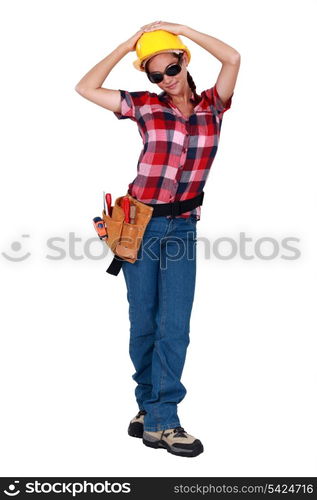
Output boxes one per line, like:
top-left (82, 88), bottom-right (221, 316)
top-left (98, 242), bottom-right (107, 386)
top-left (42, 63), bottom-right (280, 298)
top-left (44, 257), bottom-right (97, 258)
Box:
top-left (146, 54), bottom-right (184, 84)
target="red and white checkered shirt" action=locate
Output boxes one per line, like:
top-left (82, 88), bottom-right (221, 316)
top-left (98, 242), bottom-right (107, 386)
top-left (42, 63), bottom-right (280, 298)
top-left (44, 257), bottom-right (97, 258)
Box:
top-left (113, 84), bottom-right (233, 219)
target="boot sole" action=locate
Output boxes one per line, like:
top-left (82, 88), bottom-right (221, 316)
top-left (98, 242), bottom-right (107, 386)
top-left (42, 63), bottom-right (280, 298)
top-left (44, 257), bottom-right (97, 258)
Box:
top-left (143, 437), bottom-right (204, 458)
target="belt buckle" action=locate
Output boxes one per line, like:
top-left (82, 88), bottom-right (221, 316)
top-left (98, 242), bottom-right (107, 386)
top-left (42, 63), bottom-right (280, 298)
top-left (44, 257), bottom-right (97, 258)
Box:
top-left (170, 200), bottom-right (181, 218)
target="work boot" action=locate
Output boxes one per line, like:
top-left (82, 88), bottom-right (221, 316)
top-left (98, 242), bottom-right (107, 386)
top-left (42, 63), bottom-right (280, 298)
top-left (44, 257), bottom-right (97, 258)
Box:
top-left (128, 410), bottom-right (147, 438)
top-left (143, 426), bottom-right (204, 457)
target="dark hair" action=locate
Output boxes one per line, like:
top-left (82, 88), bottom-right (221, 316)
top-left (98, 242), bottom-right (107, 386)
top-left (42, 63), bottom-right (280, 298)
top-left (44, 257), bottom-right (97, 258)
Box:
top-left (145, 51), bottom-right (201, 104)
top-left (187, 70), bottom-right (200, 104)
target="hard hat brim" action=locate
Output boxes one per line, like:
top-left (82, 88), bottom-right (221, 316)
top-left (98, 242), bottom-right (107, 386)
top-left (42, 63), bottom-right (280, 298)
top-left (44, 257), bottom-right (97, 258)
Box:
top-left (133, 49), bottom-right (186, 72)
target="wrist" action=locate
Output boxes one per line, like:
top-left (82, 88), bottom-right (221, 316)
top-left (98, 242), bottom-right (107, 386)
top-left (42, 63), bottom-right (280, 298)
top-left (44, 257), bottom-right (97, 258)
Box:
top-left (179, 25), bottom-right (191, 37)
top-left (116, 42), bottom-right (130, 55)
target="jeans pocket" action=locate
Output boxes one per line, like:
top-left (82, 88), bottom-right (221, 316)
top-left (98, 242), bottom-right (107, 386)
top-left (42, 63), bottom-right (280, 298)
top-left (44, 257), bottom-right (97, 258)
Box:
top-left (188, 215), bottom-right (198, 226)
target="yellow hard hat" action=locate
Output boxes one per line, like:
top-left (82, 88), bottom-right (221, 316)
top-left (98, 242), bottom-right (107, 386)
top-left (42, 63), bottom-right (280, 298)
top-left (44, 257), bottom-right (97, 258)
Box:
top-left (133, 30), bottom-right (191, 72)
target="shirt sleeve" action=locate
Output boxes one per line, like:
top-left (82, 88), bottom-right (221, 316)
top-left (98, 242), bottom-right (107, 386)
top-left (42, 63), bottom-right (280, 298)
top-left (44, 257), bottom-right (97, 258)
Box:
top-left (201, 84), bottom-right (233, 116)
top-left (113, 89), bottom-right (150, 121)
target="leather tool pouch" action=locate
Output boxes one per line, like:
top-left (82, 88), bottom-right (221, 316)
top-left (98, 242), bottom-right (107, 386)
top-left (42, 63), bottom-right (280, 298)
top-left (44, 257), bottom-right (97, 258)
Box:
top-left (102, 194), bottom-right (154, 263)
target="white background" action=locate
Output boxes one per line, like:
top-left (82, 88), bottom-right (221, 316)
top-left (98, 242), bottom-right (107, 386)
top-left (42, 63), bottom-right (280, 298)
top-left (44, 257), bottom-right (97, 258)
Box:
top-left (1, 0), bottom-right (316, 477)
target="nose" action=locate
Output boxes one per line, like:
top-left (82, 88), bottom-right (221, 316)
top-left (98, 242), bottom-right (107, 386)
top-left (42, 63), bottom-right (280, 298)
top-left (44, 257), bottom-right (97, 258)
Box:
top-left (164, 74), bottom-right (174, 85)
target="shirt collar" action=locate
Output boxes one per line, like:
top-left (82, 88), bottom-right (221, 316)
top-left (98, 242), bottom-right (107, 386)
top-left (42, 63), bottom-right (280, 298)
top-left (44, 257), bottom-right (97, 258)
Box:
top-left (158, 89), bottom-right (200, 106)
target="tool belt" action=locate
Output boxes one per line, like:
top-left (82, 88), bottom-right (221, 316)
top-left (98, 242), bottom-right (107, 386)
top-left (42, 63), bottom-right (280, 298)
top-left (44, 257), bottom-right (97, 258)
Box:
top-left (101, 191), bottom-right (204, 276)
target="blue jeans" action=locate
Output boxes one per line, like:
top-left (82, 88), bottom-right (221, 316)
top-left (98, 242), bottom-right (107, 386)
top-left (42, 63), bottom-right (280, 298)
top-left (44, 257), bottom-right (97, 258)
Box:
top-left (121, 215), bottom-right (197, 431)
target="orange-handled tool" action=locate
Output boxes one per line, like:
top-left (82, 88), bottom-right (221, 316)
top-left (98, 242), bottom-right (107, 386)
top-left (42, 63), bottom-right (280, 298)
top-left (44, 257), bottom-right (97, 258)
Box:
top-left (93, 217), bottom-right (108, 240)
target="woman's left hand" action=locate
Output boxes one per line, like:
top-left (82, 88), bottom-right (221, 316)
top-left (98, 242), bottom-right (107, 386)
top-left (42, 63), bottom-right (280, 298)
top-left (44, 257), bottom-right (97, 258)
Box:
top-left (140, 21), bottom-right (184, 36)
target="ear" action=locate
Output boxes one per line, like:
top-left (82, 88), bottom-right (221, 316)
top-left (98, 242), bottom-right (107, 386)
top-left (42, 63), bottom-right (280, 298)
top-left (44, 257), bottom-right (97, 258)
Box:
top-left (182, 52), bottom-right (189, 67)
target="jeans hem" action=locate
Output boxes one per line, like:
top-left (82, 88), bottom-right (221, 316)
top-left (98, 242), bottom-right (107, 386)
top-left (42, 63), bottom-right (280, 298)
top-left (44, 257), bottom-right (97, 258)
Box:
top-left (143, 421), bottom-right (181, 432)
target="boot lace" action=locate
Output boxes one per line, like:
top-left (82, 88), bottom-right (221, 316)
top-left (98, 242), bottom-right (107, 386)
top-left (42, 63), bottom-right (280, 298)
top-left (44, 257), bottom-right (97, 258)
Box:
top-left (173, 426), bottom-right (188, 438)
top-left (136, 410), bottom-right (146, 419)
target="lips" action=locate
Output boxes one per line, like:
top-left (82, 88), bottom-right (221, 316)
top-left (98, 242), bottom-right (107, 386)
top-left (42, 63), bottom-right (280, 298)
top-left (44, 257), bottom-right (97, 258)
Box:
top-left (166, 82), bottom-right (177, 89)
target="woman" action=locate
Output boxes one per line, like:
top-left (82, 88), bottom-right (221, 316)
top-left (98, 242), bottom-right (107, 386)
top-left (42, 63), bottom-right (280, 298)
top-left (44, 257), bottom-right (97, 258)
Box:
top-left (75, 21), bottom-right (240, 458)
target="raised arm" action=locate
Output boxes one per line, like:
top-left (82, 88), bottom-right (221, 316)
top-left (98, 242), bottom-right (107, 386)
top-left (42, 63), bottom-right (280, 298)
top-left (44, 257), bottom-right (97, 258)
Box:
top-left (74, 30), bottom-right (144, 112)
top-left (180, 25), bottom-right (240, 106)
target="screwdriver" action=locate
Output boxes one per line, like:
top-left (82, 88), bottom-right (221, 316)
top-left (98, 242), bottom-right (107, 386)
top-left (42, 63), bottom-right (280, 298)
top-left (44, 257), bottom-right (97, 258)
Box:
top-left (122, 196), bottom-right (130, 223)
top-left (106, 193), bottom-right (112, 217)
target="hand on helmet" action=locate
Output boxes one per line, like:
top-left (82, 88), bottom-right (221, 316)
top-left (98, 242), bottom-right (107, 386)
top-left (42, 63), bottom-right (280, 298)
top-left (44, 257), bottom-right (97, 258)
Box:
top-left (140, 21), bottom-right (183, 36)
top-left (123, 30), bottom-right (145, 52)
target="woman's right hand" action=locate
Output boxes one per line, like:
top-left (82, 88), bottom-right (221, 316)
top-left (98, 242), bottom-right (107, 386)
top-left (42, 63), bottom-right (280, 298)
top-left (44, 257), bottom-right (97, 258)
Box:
top-left (122, 29), bottom-right (145, 52)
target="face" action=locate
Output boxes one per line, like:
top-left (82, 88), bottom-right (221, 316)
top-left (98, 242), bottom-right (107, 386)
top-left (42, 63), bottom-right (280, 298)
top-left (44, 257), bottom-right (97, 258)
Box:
top-left (145, 52), bottom-right (188, 94)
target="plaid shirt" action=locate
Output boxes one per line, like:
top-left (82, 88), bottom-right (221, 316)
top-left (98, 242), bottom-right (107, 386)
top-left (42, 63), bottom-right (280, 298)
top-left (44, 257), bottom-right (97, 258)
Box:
top-left (113, 83), bottom-right (233, 220)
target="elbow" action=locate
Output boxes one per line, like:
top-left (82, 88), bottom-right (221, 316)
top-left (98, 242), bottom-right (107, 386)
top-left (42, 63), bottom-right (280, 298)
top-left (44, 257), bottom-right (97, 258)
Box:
top-left (230, 52), bottom-right (241, 65)
top-left (74, 85), bottom-right (85, 95)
